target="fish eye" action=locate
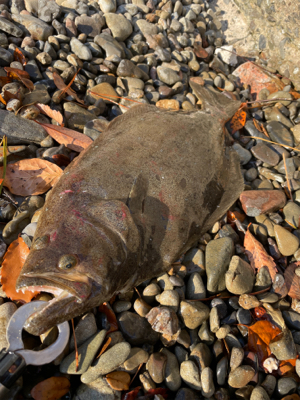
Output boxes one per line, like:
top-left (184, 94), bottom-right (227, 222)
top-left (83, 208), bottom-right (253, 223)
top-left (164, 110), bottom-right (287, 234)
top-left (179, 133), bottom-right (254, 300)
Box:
top-left (58, 254), bottom-right (78, 270)
top-left (32, 235), bottom-right (49, 250)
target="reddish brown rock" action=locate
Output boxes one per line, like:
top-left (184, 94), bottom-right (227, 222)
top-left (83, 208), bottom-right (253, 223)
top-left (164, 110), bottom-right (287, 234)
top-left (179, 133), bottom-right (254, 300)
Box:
top-left (240, 190), bottom-right (286, 217)
top-left (232, 62), bottom-right (284, 98)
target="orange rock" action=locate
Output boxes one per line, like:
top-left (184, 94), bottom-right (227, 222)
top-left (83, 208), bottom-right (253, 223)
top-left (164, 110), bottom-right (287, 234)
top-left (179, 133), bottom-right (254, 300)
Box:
top-left (240, 190), bottom-right (287, 217)
top-left (156, 99), bottom-right (180, 110)
top-left (232, 61), bottom-right (284, 98)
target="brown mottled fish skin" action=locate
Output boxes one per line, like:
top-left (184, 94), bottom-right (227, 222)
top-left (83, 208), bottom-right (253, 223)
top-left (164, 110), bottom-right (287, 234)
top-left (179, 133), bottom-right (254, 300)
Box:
top-left (16, 83), bottom-right (244, 335)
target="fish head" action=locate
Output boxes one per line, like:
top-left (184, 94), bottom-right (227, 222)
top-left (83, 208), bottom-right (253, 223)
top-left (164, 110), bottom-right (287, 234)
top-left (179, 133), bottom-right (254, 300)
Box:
top-left (15, 214), bottom-right (125, 335)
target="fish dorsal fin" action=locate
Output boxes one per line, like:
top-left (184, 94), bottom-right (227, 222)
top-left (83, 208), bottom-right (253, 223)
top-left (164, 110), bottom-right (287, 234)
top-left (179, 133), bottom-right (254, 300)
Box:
top-left (126, 173), bottom-right (149, 216)
top-left (189, 81), bottom-right (241, 123)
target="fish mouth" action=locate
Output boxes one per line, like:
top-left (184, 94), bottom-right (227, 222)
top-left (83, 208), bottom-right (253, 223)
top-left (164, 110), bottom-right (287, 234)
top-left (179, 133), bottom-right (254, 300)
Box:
top-left (16, 272), bottom-right (94, 336)
top-left (17, 271), bottom-right (92, 303)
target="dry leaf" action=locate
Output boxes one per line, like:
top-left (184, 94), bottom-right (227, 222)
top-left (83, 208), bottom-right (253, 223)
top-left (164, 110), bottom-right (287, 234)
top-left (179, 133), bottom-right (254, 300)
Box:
top-left (14, 48), bottom-right (27, 66)
top-left (123, 386), bottom-right (141, 400)
top-left (0, 77), bottom-right (12, 87)
top-left (0, 158), bottom-right (63, 196)
top-left (58, 68), bottom-right (81, 100)
top-left (36, 103), bottom-right (64, 126)
top-left (0, 94), bottom-right (6, 105)
top-left (106, 371), bottom-right (131, 391)
top-left (244, 229), bottom-right (278, 281)
top-left (1, 237), bottom-right (38, 302)
top-left (242, 320), bottom-right (281, 367)
top-left (99, 302), bottom-right (118, 334)
top-left (230, 104), bottom-right (247, 133)
top-left (38, 123), bottom-right (92, 152)
top-left (278, 358), bottom-right (297, 376)
top-left (4, 67), bottom-right (34, 91)
top-left (31, 377), bottom-right (70, 400)
top-left (290, 90), bottom-right (300, 100)
top-left (52, 70), bottom-right (84, 104)
top-left (284, 262), bottom-right (300, 299)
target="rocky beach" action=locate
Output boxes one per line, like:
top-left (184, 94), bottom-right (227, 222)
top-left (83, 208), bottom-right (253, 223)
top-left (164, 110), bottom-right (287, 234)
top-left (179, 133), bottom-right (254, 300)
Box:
top-left (0, 0), bottom-right (300, 399)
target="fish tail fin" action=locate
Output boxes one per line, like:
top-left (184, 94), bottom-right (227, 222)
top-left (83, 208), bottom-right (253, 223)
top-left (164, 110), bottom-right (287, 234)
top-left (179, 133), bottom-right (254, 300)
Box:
top-left (189, 80), bottom-right (241, 123)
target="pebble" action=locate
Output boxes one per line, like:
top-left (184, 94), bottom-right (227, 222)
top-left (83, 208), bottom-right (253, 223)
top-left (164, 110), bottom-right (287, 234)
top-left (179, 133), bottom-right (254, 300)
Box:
top-left (70, 313), bottom-right (97, 351)
top-left (266, 121), bottom-right (294, 147)
top-left (123, 347), bottom-right (149, 371)
top-left (268, 329), bottom-right (297, 361)
top-left (225, 256), bottom-right (255, 294)
top-left (230, 347), bottom-right (244, 371)
top-left (240, 190), bottom-right (287, 217)
top-left (73, 377), bottom-right (119, 400)
top-left (118, 311), bottom-right (159, 345)
top-left (160, 348), bottom-right (181, 391)
top-left (147, 352), bottom-right (167, 384)
top-left (277, 377), bottom-right (297, 396)
top-left (205, 237), bottom-right (234, 293)
top-left (0, 302), bottom-right (17, 350)
top-left (179, 300), bottom-right (210, 329)
top-left (186, 272), bottom-right (206, 300)
top-left (250, 386), bottom-right (270, 400)
top-left (201, 367), bottom-right (215, 398)
top-left (274, 224), bottom-right (299, 256)
top-left (81, 342), bottom-right (131, 383)
top-left (228, 365), bottom-right (256, 388)
top-left (180, 360), bottom-right (202, 390)
top-left (60, 330), bottom-right (106, 374)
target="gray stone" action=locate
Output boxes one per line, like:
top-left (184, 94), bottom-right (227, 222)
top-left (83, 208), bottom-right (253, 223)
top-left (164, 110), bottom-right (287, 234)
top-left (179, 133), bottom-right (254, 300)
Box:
top-left (70, 37), bottom-right (92, 61)
top-left (0, 18), bottom-right (23, 37)
top-left (206, 237), bottom-right (234, 293)
top-left (75, 14), bottom-right (104, 37)
top-left (118, 311), bottom-right (159, 345)
top-left (180, 360), bottom-right (201, 391)
top-left (0, 109), bottom-right (48, 145)
top-left (266, 121), bottom-right (294, 148)
top-left (60, 330), bottom-right (106, 374)
top-left (99, 0), bottom-right (116, 13)
top-left (0, 48), bottom-right (13, 66)
top-left (12, 13), bottom-right (53, 41)
top-left (228, 365), bottom-right (256, 388)
top-left (179, 301), bottom-right (210, 329)
top-left (186, 272), bottom-right (206, 300)
top-left (81, 342), bottom-right (131, 384)
top-left (136, 19), bottom-right (158, 36)
top-left (157, 66), bottom-right (181, 86)
top-left (232, 142), bottom-right (252, 165)
top-left (73, 377), bottom-right (120, 400)
top-left (225, 256), bottom-right (255, 295)
top-left (38, 0), bottom-right (60, 22)
top-left (160, 348), bottom-right (181, 391)
top-left (104, 13), bottom-right (133, 42)
top-left (94, 33), bottom-right (125, 58)
top-left (250, 386), bottom-right (270, 400)
top-left (70, 313), bottom-right (98, 351)
top-left (268, 329), bottom-right (297, 361)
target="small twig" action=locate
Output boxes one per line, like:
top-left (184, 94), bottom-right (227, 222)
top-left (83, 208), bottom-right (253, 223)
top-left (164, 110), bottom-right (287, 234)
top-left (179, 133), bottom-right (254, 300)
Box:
top-left (134, 287), bottom-right (141, 298)
top-left (97, 336), bottom-right (111, 358)
top-left (247, 136), bottom-right (300, 153)
top-left (283, 153), bottom-right (293, 201)
top-left (223, 338), bottom-right (230, 355)
top-left (0, 136), bottom-right (7, 197)
top-left (71, 319), bottom-right (79, 372)
top-left (130, 362), bottom-right (143, 385)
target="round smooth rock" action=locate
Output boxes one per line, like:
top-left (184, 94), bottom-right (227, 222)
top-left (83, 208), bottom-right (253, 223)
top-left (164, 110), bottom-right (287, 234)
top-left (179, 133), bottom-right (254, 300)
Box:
top-left (274, 224), bottom-right (299, 256)
top-left (250, 386), bottom-right (270, 400)
top-left (228, 365), bottom-right (255, 388)
top-left (179, 301), bottom-right (210, 329)
top-left (180, 360), bottom-right (201, 391)
top-left (147, 352), bottom-right (167, 384)
top-left (201, 367), bottom-right (215, 398)
top-left (160, 348), bottom-right (181, 391)
top-left (123, 347), bottom-right (149, 371)
top-left (70, 313), bottom-right (97, 351)
top-left (225, 256), bottom-right (255, 294)
top-left (277, 377), bottom-right (297, 396)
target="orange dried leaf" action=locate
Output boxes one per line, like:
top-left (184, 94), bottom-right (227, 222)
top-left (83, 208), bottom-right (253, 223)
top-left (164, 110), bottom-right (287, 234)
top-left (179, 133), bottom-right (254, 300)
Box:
top-left (36, 103), bottom-right (64, 126)
top-left (31, 377), bottom-right (70, 400)
top-left (0, 158), bottom-right (63, 196)
top-left (52, 70), bottom-right (84, 105)
top-left (38, 122), bottom-right (92, 153)
top-left (5, 67), bottom-right (34, 91)
top-left (244, 229), bottom-right (278, 281)
top-left (290, 90), bottom-right (300, 100)
top-left (99, 302), bottom-right (118, 334)
top-left (253, 118), bottom-right (263, 132)
top-left (284, 262), bottom-right (300, 299)
top-left (1, 237), bottom-right (37, 302)
top-left (0, 76), bottom-right (12, 87)
top-left (123, 386), bottom-right (141, 400)
top-left (281, 394), bottom-right (300, 400)
top-left (278, 359), bottom-right (297, 376)
top-left (0, 94), bottom-right (6, 105)
top-left (106, 371), bottom-right (130, 391)
top-left (14, 48), bottom-right (27, 66)
top-left (230, 104), bottom-right (247, 133)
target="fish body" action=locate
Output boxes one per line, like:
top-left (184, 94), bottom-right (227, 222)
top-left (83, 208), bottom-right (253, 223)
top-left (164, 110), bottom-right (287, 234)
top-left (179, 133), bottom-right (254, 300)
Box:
top-left (16, 83), bottom-right (244, 335)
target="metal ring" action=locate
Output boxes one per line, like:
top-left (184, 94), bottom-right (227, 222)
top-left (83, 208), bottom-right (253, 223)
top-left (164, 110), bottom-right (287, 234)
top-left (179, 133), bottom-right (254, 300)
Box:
top-left (6, 301), bottom-right (70, 366)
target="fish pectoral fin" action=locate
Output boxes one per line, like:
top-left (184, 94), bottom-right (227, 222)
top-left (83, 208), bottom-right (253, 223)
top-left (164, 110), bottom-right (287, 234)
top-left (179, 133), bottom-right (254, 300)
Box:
top-left (126, 173), bottom-right (149, 216)
top-left (189, 81), bottom-right (241, 123)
